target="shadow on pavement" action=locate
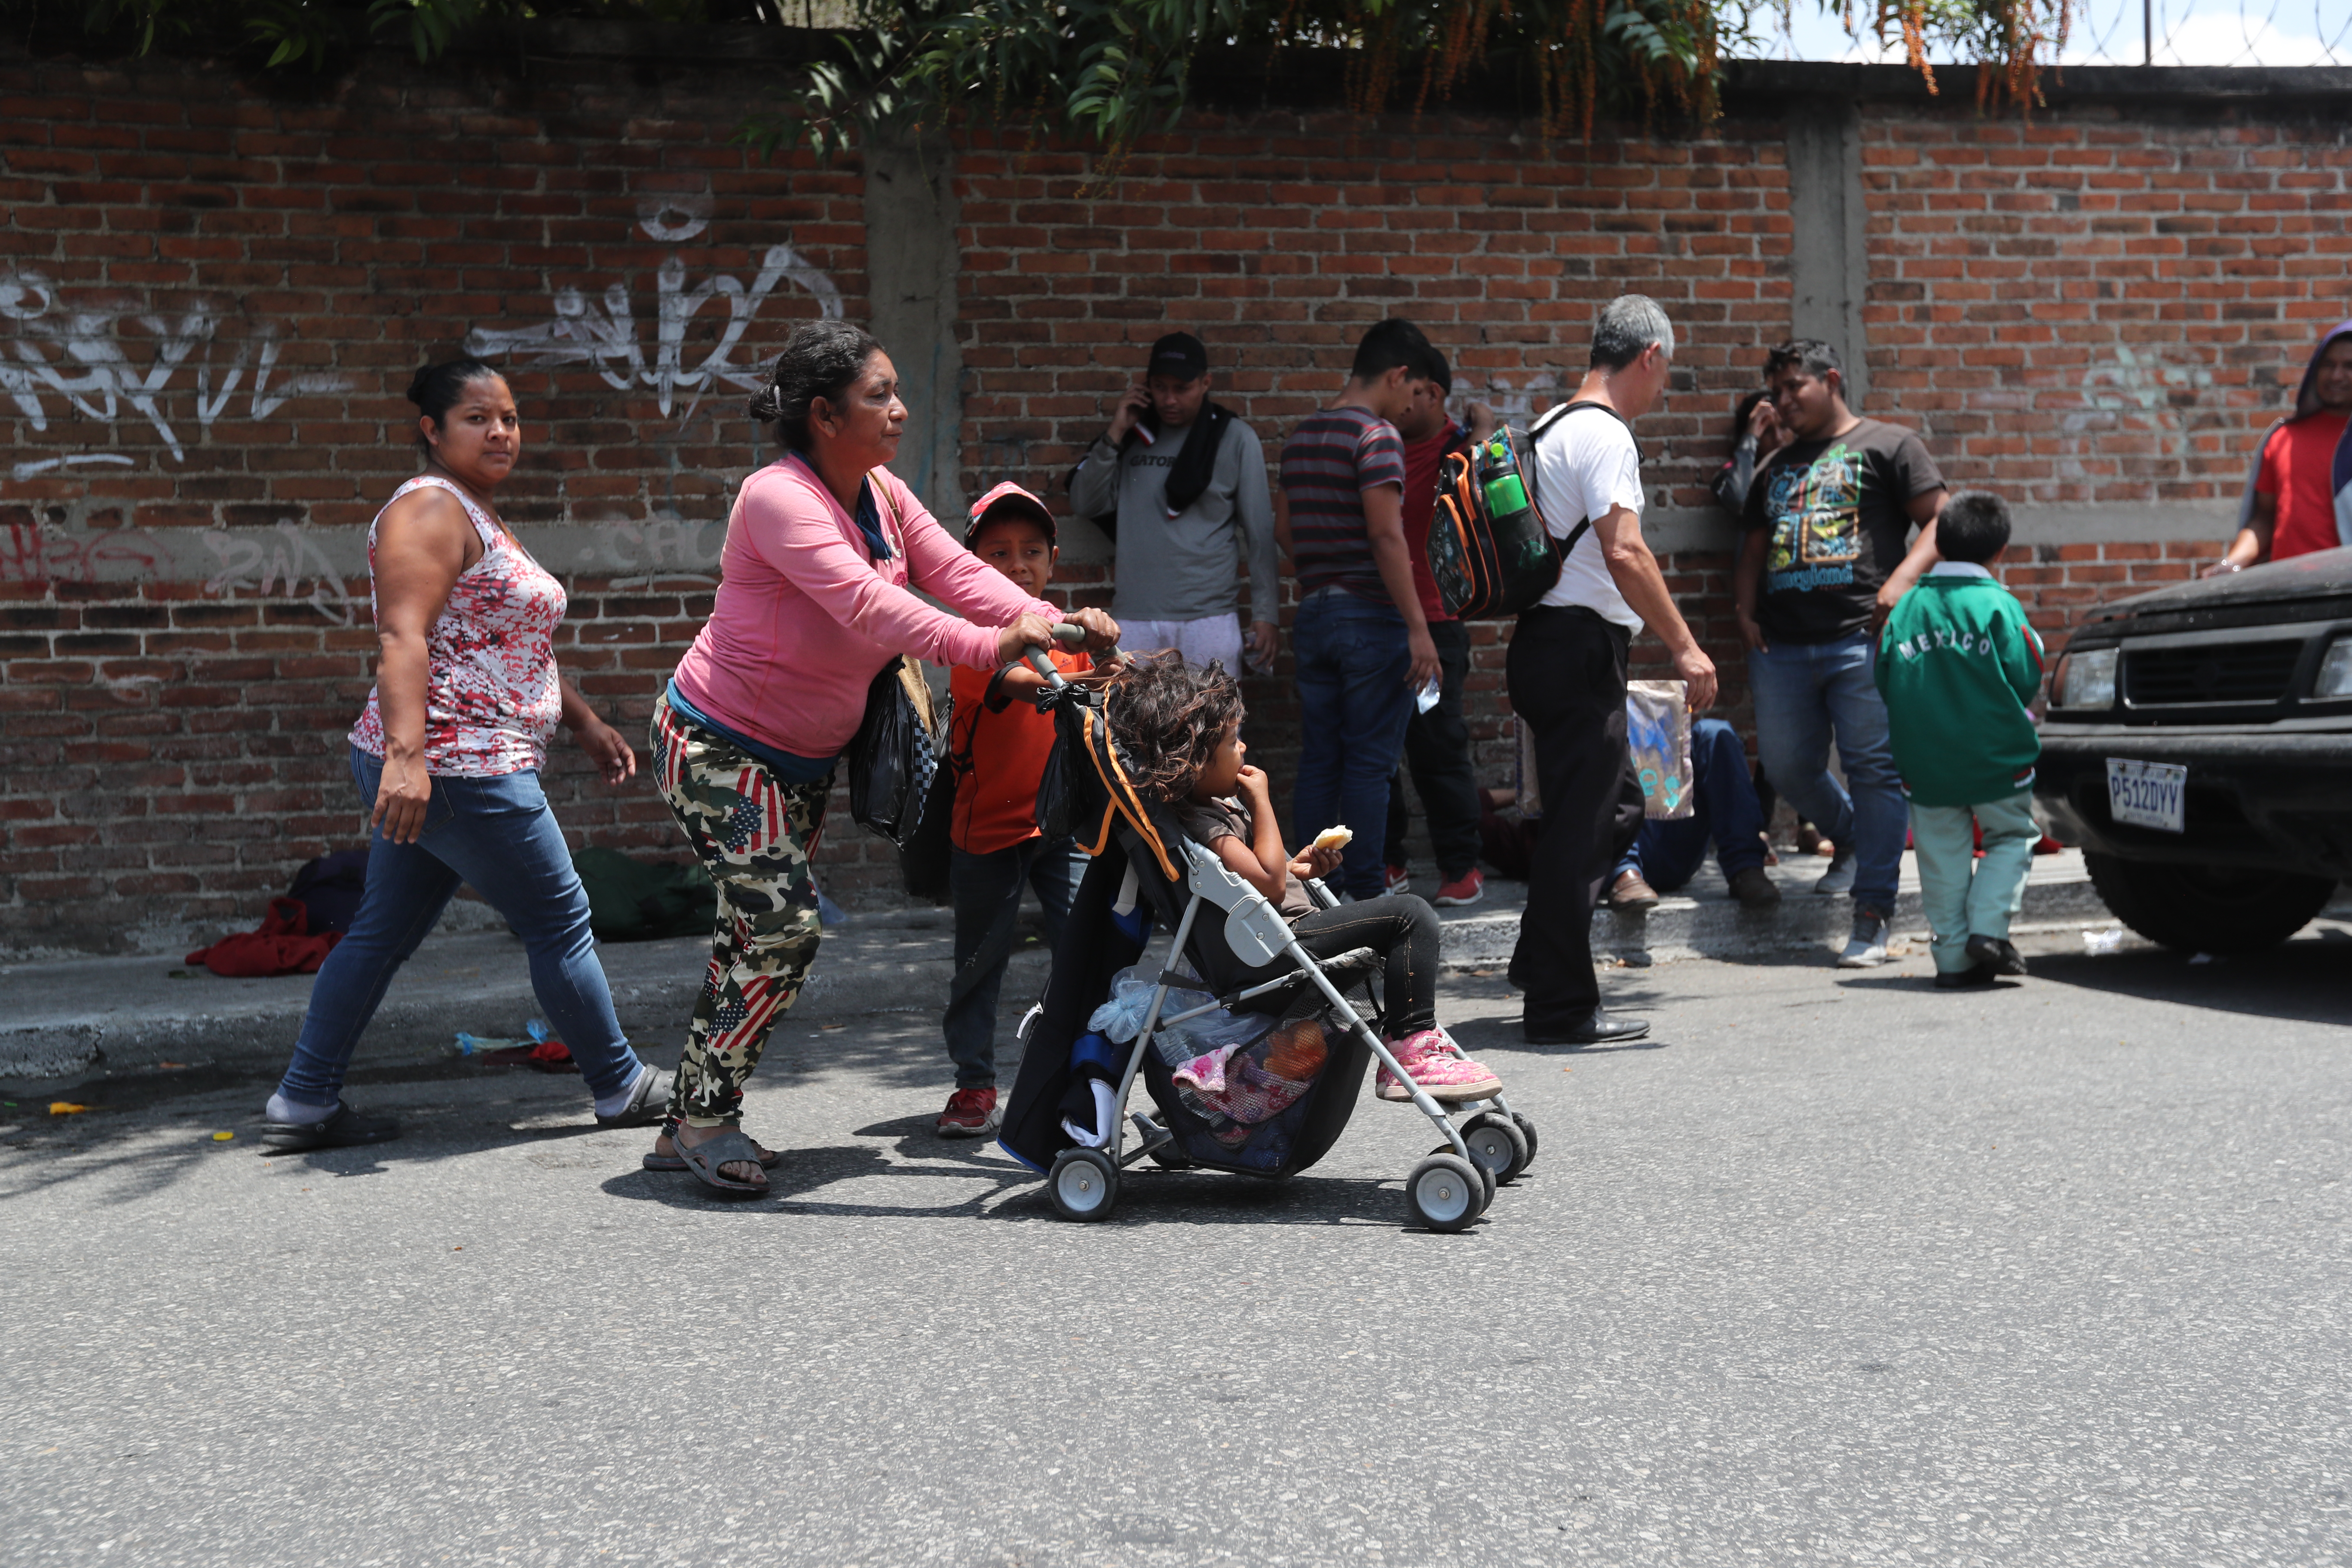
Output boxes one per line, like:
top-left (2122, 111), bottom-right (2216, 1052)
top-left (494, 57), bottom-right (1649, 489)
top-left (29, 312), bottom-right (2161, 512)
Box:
top-left (2020, 929), bottom-right (2352, 1028)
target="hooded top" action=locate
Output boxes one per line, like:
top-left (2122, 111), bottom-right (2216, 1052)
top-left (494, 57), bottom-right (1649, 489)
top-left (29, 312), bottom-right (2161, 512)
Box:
top-left (2235, 318), bottom-right (2352, 554)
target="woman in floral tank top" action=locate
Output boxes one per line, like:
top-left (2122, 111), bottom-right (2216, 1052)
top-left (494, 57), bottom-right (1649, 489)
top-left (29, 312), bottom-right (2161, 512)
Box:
top-left (261, 360), bottom-right (672, 1150)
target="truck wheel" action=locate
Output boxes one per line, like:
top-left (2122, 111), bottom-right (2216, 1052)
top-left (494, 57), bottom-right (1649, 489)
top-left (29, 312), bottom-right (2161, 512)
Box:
top-left (2084, 853), bottom-right (2337, 953)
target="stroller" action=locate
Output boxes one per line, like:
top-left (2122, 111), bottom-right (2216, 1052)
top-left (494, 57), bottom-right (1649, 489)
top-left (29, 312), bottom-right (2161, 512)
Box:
top-left (996, 637), bottom-right (1537, 1232)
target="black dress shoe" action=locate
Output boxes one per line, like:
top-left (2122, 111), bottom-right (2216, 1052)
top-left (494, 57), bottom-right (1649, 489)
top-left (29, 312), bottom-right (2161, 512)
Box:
top-left (1933, 963), bottom-right (1997, 991)
top-left (1523, 1008), bottom-right (1651, 1045)
top-left (257, 1100), bottom-right (400, 1152)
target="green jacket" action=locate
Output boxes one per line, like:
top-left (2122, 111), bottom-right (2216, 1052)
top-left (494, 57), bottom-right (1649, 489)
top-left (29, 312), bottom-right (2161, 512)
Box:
top-left (1874, 565), bottom-right (2046, 808)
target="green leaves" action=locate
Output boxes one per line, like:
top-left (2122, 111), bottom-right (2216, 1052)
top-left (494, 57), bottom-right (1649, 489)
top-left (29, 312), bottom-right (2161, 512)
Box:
top-left (366, 0), bottom-right (490, 63)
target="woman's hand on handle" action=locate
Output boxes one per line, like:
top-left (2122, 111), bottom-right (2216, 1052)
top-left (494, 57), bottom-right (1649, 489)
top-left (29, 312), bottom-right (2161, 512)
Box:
top-left (1063, 606), bottom-right (1121, 654)
top-left (371, 751), bottom-right (433, 845)
top-left (995, 613), bottom-right (1060, 668)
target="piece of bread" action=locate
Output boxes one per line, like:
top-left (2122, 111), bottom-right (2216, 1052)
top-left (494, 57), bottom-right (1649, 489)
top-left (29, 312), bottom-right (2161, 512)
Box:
top-left (1311, 826), bottom-right (1354, 852)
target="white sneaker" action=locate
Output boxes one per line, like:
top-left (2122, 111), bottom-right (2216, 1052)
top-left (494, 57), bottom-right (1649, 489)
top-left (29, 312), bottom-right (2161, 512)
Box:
top-left (1814, 851), bottom-right (1856, 896)
top-left (1837, 910), bottom-right (1890, 968)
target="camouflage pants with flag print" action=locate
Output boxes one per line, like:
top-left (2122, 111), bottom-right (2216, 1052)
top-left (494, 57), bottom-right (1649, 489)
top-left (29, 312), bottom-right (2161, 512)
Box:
top-left (651, 691), bottom-right (832, 1128)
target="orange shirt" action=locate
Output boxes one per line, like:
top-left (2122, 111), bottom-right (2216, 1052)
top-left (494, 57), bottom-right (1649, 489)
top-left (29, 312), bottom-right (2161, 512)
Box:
top-left (948, 649), bottom-right (1092, 854)
top-left (2257, 409), bottom-right (2350, 562)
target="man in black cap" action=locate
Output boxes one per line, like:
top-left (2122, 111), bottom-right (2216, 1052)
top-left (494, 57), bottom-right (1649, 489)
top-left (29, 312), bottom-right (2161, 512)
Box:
top-left (1068, 331), bottom-right (1278, 671)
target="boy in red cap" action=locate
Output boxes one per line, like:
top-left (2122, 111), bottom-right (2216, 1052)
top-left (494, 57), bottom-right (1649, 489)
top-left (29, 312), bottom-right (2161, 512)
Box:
top-left (936, 483), bottom-right (1104, 1136)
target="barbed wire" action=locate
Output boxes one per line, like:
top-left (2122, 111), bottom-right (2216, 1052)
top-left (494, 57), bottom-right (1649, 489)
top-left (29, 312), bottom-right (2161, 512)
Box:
top-left (1743, 0), bottom-right (2351, 64)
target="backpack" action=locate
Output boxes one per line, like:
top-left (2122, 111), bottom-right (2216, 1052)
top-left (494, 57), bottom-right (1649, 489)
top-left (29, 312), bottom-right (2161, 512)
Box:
top-left (1424, 400), bottom-right (1638, 619)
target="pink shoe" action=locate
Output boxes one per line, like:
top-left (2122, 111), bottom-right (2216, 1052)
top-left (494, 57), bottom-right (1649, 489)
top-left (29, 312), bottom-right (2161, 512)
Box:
top-left (1375, 1029), bottom-right (1501, 1103)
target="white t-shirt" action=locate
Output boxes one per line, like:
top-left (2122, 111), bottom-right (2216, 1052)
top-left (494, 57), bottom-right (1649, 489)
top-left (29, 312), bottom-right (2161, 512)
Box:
top-left (1529, 403), bottom-right (1644, 631)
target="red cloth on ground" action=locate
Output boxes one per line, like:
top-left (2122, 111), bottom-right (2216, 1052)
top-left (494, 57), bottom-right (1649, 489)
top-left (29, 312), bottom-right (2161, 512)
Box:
top-left (186, 897), bottom-right (342, 977)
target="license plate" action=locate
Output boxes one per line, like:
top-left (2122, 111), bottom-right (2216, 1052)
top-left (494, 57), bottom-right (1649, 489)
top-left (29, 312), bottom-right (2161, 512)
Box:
top-left (2107, 758), bottom-right (2187, 833)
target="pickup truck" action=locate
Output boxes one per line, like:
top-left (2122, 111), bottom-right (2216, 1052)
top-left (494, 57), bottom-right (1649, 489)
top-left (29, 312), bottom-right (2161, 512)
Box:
top-left (2034, 546), bottom-right (2352, 952)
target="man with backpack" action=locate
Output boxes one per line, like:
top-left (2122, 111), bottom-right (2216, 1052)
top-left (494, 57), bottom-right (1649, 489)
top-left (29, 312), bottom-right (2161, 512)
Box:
top-left (1382, 355), bottom-right (1494, 909)
top-left (1068, 331), bottom-right (1277, 672)
top-left (1510, 296), bottom-right (1718, 1046)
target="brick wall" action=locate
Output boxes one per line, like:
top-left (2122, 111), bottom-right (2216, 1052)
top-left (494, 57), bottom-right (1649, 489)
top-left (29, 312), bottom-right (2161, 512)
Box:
top-left (2, 43), bottom-right (2343, 952)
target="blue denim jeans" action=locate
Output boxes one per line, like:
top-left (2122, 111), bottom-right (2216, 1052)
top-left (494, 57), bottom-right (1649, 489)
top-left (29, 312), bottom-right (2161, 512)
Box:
top-left (1615, 717), bottom-right (1769, 894)
top-left (1746, 634), bottom-right (1907, 914)
top-left (1290, 588), bottom-right (1414, 900)
top-left (943, 837), bottom-right (1083, 1088)
top-left (276, 747), bottom-right (647, 1108)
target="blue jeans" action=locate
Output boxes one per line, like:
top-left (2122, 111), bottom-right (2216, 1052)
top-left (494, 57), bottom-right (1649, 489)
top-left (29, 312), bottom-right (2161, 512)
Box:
top-left (1290, 588), bottom-right (1414, 900)
top-left (943, 837), bottom-right (1083, 1088)
top-left (1746, 634), bottom-right (1907, 914)
top-left (276, 747), bottom-right (646, 1108)
top-left (1615, 717), bottom-right (1769, 894)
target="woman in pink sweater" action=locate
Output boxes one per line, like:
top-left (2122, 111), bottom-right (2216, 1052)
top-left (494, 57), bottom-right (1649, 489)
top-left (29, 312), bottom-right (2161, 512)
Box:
top-left (648, 321), bottom-right (1118, 1193)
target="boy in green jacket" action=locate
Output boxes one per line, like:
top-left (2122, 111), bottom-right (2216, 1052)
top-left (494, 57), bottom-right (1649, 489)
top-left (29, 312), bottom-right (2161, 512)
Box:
top-left (1874, 491), bottom-right (2047, 988)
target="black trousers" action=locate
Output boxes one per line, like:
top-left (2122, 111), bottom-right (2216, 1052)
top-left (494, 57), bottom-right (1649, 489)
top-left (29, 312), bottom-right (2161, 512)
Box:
top-left (1506, 605), bottom-right (1642, 1027)
top-left (1382, 618), bottom-right (1485, 879)
top-left (1234, 894), bottom-right (1442, 1038)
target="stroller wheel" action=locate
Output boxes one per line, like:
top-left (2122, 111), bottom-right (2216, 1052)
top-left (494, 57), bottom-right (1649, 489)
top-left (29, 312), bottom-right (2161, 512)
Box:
top-left (1406, 1153), bottom-right (1484, 1232)
top-left (1049, 1147), bottom-right (1120, 1222)
top-left (1430, 1143), bottom-right (1499, 1212)
top-left (1460, 1111), bottom-right (1531, 1184)
top-left (1510, 1112), bottom-right (1540, 1174)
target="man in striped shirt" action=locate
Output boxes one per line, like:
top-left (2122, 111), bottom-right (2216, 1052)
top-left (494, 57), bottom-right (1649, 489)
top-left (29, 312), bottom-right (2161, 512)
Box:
top-left (1278, 318), bottom-right (1447, 900)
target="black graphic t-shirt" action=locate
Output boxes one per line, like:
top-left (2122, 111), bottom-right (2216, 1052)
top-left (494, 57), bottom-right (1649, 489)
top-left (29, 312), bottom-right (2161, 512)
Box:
top-left (1740, 419), bottom-right (1946, 645)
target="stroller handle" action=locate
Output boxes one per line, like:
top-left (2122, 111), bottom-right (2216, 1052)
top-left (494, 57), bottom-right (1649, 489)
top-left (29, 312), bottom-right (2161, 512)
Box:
top-left (1023, 621), bottom-right (1122, 688)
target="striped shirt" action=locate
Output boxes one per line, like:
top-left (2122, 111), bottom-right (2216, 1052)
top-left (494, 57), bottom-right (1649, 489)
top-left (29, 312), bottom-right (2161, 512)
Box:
top-left (1280, 405), bottom-right (1407, 603)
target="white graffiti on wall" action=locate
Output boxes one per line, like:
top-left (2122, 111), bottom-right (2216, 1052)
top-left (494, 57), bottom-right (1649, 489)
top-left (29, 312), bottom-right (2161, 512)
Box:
top-left (464, 203), bottom-right (842, 420)
top-left (0, 272), bottom-right (354, 461)
top-left (201, 518), bottom-right (355, 626)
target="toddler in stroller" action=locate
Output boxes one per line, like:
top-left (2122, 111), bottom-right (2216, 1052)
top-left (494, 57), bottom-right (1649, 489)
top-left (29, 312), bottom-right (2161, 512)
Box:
top-left (1125, 657), bottom-right (1506, 1106)
top-left (998, 650), bottom-right (1534, 1231)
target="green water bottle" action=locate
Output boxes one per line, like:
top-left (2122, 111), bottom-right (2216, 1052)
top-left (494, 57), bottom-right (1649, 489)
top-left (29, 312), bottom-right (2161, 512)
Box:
top-left (1484, 470), bottom-right (1529, 517)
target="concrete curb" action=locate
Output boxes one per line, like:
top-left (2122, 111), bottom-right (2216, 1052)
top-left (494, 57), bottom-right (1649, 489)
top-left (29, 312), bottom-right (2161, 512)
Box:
top-left (0, 853), bottom-right (2117, 1084)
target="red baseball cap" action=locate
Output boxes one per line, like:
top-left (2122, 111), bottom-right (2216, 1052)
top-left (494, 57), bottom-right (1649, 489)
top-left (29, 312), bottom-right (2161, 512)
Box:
top-left (965, 481), bottom-right (1057, 545)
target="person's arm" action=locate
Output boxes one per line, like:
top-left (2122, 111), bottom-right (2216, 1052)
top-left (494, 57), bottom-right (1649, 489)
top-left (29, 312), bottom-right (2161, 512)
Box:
top-left (557, 680), bottom-right (635, 786)
top-left (1231, 426), bottom-right (1280, 665)
top-left (1363, 483), bottom-right (1440, 688)
top-left (2212, 491), bottom-right (2277, 576)
top-left (366, 488), bottom-right (474, 844)
top-left (1216, 766), bottom-right (1341, 903)
top-left (1595, 505), bottom-right (1718, 712)
top-left (2000, 606), bottom-right (2048, 708)
top-left (1067, 433), bottom-right (1123, 522)
top-left (1712, 437), bottom-right (1757, 518)
top-left (1733, 525), bottom-right (1770, 654)
top-left (1876, 490), bottom-right (1947, 608)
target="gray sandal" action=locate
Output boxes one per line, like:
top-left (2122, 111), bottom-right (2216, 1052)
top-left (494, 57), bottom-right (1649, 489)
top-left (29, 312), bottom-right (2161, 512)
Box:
top-left (643, 1139), bottom-right (781, 1174)
top-left (671, 1128), bottom-right (770, 1195)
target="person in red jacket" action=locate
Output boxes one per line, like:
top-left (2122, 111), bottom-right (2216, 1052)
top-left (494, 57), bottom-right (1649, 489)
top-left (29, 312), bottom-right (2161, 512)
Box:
top-left (935, 484), bottom-right (1105, 1137)
top-left (2213, 319), bottom-right (2352, 574)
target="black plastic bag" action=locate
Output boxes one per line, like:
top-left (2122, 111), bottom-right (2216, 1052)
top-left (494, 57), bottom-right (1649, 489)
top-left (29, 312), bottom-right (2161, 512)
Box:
top-left (847, 655), bottom-right (948, 848)
top-left (898, 763), bottom-right (957, 904)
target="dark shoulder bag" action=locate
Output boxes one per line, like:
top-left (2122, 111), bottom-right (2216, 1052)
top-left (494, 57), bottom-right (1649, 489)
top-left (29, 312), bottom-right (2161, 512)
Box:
top-left (845, 484), bottom-right (952, 848)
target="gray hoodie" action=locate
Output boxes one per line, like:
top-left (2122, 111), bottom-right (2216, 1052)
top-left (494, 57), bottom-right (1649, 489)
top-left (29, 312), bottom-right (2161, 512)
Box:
top-left (1069, 417), bottom-right (1278, 625)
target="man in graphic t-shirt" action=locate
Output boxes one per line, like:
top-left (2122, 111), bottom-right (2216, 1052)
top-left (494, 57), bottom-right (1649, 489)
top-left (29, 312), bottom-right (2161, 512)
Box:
top-left (1735, 338), bottom-right (1947, 971)
top-left (2211, 319), bottom-right (2352, 574)
top-left (1279, 318), bottom-right (1444, 901)
top-left (1380, 352), bottom-right (1494, 910)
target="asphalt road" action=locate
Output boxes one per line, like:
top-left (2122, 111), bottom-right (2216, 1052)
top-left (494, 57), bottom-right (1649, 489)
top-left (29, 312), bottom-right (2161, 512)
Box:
top-left (4, 927), bottom-right (2348, 1566)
